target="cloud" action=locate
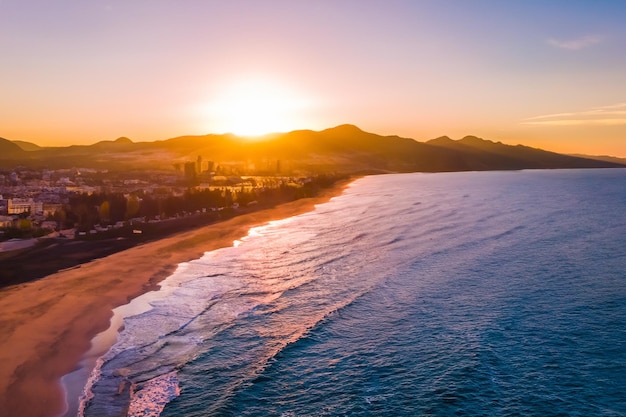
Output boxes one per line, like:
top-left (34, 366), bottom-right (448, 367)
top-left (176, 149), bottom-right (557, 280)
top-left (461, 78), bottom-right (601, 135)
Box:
top-left (547, 35), bottom-right (604, 50)
top-left (592, 102), bottom-right (626, 111)
top-left (522, 103), bottom-right (626, 126)
top-left (523, 119), bottom-right (626, 126)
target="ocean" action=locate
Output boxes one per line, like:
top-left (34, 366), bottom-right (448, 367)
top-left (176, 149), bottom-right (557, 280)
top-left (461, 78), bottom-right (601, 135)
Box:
top-left (77, 169), bottom-right (626, 417)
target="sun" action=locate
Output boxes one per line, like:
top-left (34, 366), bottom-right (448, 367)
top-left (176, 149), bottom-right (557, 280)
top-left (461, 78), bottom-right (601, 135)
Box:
top-left (203, 77), bottom-right (314, 137)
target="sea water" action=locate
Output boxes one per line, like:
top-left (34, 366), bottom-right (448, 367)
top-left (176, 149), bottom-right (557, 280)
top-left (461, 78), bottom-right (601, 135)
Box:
top-left (79, 169), bottom-right (626, 416)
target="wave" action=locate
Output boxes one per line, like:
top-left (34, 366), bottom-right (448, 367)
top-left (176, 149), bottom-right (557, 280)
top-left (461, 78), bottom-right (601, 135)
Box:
top-left (77, 170), bottom-right (626, 416)
top-left (164, 278), bottom-right (382, 416)
top-left (127, 371), bottom-right (180, 417)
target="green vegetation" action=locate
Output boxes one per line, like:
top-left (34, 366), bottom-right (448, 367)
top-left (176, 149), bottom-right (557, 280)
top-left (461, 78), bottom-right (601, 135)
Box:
top-left (52, 173), bottom-right (346, 233)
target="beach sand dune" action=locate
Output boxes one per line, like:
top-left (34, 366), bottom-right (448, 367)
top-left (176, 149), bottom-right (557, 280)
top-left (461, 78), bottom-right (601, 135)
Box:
top-left (0, 182), bottom-right (350, 417)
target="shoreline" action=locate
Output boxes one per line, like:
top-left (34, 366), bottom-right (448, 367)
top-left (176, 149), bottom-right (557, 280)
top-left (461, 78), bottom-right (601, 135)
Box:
top-left (0, 178), bottom-right (355, 417)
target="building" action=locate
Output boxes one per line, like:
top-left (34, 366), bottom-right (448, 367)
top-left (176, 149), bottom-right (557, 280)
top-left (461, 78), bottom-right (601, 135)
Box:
top-left (184, 162), bottom-right (197, 180)
top-left (0, 215), bottom-right (14, 228)
top-left (43, 203), bottom-right (63, 217)
top-left (7, 198), bottom-right (43, 215)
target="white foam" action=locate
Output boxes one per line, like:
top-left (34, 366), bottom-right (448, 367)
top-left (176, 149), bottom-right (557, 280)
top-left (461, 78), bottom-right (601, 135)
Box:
top-left (127, 371), bottom-right (180, 417)
top-left (76, 356), bottom-right (104, 417)
top-left (74, 192), bottom-right (355, 415)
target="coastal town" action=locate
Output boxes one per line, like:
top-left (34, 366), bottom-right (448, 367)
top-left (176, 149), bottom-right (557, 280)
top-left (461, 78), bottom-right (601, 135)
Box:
top-left (0, 155), bottom-right (346, 290)
top-left (0, 157), bottom-right (346, 291)
top-left (0, 158), bottom-right (340, 245)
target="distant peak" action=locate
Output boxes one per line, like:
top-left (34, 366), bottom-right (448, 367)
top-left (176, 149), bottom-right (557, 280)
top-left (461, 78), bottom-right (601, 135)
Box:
top-left (459, 135), bottom-right (495, 144)
top-left (114, 136), bottom-right (133, 144)
top-left (460, 135), bottom-right (483, 142)
top-left (326, 124), bottom-right (364, 133)
top-left (428, 136), bottom-right (454, 143)
top-left (0, 137), bottom-right (24, 153)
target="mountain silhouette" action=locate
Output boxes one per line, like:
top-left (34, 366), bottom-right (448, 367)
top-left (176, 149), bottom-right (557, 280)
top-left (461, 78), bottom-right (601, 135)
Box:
top-left (1, 126), bottom-right (623, 172)
top-left (425, 135), bottom-right (611, 170)
top-left (0, 137), bottom-right (25, 156)
top-left (89, 136), bottom-right (135, 151)
top-left (569, 153), bottom-right (626, 165)
top-left (12, 140), bottom-right (43, 151)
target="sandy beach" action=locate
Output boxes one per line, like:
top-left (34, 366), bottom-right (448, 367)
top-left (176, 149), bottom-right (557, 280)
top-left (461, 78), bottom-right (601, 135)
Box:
top-left (0, 180), bottom-right (352, 417)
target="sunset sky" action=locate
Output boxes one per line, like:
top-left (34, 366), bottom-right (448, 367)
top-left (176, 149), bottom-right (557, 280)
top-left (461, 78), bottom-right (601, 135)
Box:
top-left (1, 0), bottom-right (625, 156)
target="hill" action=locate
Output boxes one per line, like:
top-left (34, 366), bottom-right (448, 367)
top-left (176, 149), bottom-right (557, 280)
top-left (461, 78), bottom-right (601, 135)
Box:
top-left (0, 126), bottom-right (623, 173)
top-left (0, 137), bottom-right (25, 156)
top-left (426, 135), bottom-right (616, 170)
top-left (569, 153), bottom-right (626, 165)
top-left (12, 140), bottom-right (43, 151)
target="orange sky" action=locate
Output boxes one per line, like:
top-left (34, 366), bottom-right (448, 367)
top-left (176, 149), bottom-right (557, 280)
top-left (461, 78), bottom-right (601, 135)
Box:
top-left (1, 1), bottom-right (625, 156)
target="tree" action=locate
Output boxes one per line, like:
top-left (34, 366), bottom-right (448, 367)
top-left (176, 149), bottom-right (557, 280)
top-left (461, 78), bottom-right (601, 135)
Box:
top-left (125, 196), bottom-right (141, 219)
top-left (18, 219), bottom-right (32, 230)
top-left (109, 194), bottom-right (127, 222)
top-left (99, 201), bottom-right (111, 223)
top-left (53, 208), bottom-right (68, 228)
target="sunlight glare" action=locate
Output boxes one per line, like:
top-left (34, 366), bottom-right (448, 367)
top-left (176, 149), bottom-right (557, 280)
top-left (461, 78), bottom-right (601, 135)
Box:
top-left (204, 78), bottom-right (315, 137)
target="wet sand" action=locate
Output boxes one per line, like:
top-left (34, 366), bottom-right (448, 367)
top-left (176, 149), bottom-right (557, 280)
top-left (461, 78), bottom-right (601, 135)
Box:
top-left (0, 180), bottom-right (352, 417)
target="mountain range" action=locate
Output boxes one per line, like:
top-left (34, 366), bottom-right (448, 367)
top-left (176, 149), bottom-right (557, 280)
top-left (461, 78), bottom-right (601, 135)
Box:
top-left (1, 125), bottom-right (624, 173)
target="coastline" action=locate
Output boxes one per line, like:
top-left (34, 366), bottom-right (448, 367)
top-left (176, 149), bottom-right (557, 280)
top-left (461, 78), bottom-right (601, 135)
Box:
top-left (0, 178), bottom-right (355, 417)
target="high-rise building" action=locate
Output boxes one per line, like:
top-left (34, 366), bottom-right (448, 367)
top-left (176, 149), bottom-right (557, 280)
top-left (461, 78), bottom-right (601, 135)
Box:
top-left (184, 162), bottom-right (197, 180)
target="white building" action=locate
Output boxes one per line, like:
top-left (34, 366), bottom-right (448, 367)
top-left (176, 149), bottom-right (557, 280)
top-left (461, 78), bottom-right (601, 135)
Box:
top-left (0, 215), bottom-right (14, 228)
top-left (7, 198), bottom-right (43, 215)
